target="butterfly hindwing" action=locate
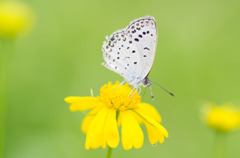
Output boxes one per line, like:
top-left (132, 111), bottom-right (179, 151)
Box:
top-left (102, 31), bottom-right (142, 83)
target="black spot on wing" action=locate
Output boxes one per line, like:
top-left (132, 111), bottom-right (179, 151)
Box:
top-left (134, 38), bottom-right (139, 42)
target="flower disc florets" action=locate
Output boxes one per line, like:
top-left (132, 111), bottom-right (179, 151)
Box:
top-left (98, 81), bottom-right (141, 111)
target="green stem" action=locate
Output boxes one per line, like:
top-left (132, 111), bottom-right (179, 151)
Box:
top-left (0, 38), bottom-right (15, 158)
top-left (213, 131), bottom-right (227, 158)
top-left (106, 146), bottom-right (113, 158)
top-left (0, 40), bottom-right (6, 158)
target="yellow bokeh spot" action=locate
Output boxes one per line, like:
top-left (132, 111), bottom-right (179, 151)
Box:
top-left (97, 81), bottom-right (141, 111)
top-left (203, 103), bottom-right (240, 132)
top-left (0, 1), bottom-right (34, 38)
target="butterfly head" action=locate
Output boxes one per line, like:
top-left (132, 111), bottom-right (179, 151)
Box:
top-left (142, 77), bottom-right (151, 87)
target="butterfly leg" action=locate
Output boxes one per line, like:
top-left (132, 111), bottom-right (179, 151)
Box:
top-left (149, 85), bottom-right (154, 100)
top-left (120, 80), bottom-right (126, 85)
top-left (130, 85), bottom-right (140, 98)
top-left (138, 86), bottom-right (142, 95)
top-left (132, 88), bottom-right (138, 96)
top-left (114, 80), bottom-right (126, 90)
top-left (129, 87), bottom-right (135, 98)
top-left (129, 86), bottom-right (138, 98)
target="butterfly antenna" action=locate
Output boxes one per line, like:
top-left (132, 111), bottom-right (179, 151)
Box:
top-left (150, 80), bottom-right (175, 96)
top-left (142, 87), bottom-right (147, 98)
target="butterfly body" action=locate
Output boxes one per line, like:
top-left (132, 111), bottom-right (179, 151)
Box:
top-left (102, 16), bottom-right (157, 90)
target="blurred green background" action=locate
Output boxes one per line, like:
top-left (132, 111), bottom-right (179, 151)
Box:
top-left (3, 0), bottom-right (240, 157)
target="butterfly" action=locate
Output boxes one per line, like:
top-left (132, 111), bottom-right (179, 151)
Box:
top-left (102, 16), bottom-right (174, 97)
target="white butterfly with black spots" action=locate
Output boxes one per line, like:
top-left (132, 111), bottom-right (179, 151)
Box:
top-left (102, 16), bottom-right (162, 95)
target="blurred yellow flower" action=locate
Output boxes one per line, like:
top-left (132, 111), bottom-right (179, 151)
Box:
top-left (203, 103), bottom-right (240, 132)
top-left (65, 81), bottom-right (168, 150)
top-left (0, 1), bottom-right (34, 38)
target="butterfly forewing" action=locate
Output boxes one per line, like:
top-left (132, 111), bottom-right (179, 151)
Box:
top-left (125, 16), bottom-right (157, 80)
top-left (102, 31), bottom-right (142, 83)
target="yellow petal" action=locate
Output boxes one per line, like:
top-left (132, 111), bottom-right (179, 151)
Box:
top-left (135, 109), bottom-right (168, 138)
top-left (158, 132), bottom-right (165, 143)
top-left (121, 110), bottom-right (144, 150)
top-left (104, 109), bottom-right (119, 148)
top-left (138, 103), bottom-right (161, 122)
top-left (85, 107), bottom-right (108, 150)
top-left (81, 107), bottom-right (102, 133)
top-left (81, 114), bottom-right (95, 134)
top-left (145, 123), bottom-right (165, 144)
top-left (64, 97), bottom-right (103, 111)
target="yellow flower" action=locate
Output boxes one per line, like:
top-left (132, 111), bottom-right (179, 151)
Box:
top-left (202, 103), bottom-right (240, 132)
top-left (65, 81), bottom-right (168, 150)
top-left (0, 1), bottom-right (34, 38)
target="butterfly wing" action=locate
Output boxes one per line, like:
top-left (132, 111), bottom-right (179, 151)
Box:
top-left (102, 31), bottom-right (143, 84)
top-left (125, 16), bottom-right (157, 80)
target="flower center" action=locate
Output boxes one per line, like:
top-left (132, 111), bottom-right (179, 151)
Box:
top-left (97, 81), bottom-right (141, 111)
